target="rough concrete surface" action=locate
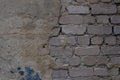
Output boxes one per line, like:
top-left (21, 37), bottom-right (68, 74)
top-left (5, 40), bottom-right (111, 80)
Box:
top-left (0, 0), bottom-right (60, 80)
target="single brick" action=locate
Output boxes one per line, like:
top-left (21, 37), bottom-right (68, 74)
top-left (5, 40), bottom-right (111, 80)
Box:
top-left (117, 36), bottom-right (120, 44)
top-left (109, 68), bottom-right (119, 76)
top-left (49, 37), bottom-right (61, 46)
top-left (69, 67), bottom-right (94, 77)
top-left (72, 77), bottom-right (99, 80)
top-left (114, 26), bottom-right (120, 34)
top-left (105, 36), bottom-right (116, 45)
top-left (101, 46), bottom-right (120, 55)
top-left (50, 46), bottom-right (73, 58)
top-left (67, 5), bottom-right (90, 14)
top-left (55, 58), bottom-right (68, 68)
top-left (53, 78), bottom-right (71, 80)
top-left (61, 25), bottom-right (86, 35)
top-left (83, 16), bottom-right (96, 24)
top-left (52, 70), bottom-right (68, 78)
top-left (118, 6), bottom-right (120, 13)
top-left (49, 36), bottom-right (76, 46)
top-left (78, 35), bottom-right (90, 45)
top-left (75, 46), bottom-right (100, 56)
top-left (91, 4), bottom-right (116, 14)
top-left (87, 0), bottom-right (99, 3)
top-left (59, 15), bottom-right (83, 24)
top-left (82, 56), bottom-right (97, 66)
top-left (115, 75), bottom-right (120, 80)
top-left (101, 0), bottom-right (111, 2)
top-left (111, 15), bottom-right (120, 24)
top-left (97, 15), bottom-right (109, 23)
top-left (87, 25), bottom-right (112, 35)
top-left (61, 0), bottom-right (73, 4)
top-left (94, 68), bottom-right (109, 76)
top-left (110, 57), bottom-right (120, 65)
top-left (96, 56), bottom-right (109, 66)
top-left (68, 55), bottom-right (80, 66)
top-left (114, 0), bottom-right (120, 3)
top-left (76, 0), bottom-right (86, 3)
top-left (66, 37), bottom-right (76, 45)
top-left (91, 36), bottom-right (103, 45)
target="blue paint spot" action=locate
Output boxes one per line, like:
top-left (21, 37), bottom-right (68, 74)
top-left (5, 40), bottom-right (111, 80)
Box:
top-left (19, 71), bottom-right (24, 76)
top-left (33, 73), bottom-right (41, 80)
top-left (25, 66), bottom-right (34, 75)
top-left (25, 75), bottom-right (32, 80)
top-left (16, 66), bottom-right (42, 80)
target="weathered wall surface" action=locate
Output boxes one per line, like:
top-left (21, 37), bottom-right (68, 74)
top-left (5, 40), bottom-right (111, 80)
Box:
top-left (1, 0), bottom-right (120, 80)
top-left (0, 0), bottom-right (60, 80)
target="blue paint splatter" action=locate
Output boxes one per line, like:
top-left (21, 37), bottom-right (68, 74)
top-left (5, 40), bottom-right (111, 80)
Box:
top-left (19, 71), bottom-right (24, 76)
top-left (33, 73), bottom-right (41, 80)
top-left (16, 66), bottom-right (42, 80)
top-left (25, 66), bottom-right (34, 76)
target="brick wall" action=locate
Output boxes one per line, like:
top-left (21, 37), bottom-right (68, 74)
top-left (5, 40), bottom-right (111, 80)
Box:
top-left (50, 0), bottom-right (120, 80)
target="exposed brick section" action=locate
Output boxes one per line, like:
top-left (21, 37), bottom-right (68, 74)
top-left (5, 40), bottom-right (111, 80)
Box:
top-left (50, 0), bottom-right (120, 79)
top-left (69, 67), bottom-right (94, 77)
top-left (114, 26), bottom-right (120, 34)
top-left (101, 46), bottom-right (120, 55)
top-left (91, 36), bottom-right (103, 45)
top-left (91, 4), bottom-right (116, 14)
top-left (82, 56), bottom-right (97, 66)
top-left (87, 25), bottom-right (112, 35)
top-left (75, 46), bottom-right (100, 56)
top-left (67, 5), bottom-right (90, 14)
top-left (111, 16), bottom-right (120, 24)
top-left (61, 25), bottom-right (86, 35)
top-left (77, 35), bottom-right (90, 45)
top-left (105, 36), bottom-right (116, 45)
top-left (59, 15), bottom-right (83, 24)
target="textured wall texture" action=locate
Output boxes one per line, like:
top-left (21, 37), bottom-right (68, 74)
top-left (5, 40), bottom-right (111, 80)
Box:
top-left (0, 0), bottom-right (120, 80)
top-left (50, 0), bottom-right (120, 80)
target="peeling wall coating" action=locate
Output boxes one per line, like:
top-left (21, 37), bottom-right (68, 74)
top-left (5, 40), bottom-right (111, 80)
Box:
top-left (1, 0), bottom-right (120, 80)
top-left (0, 0), bottom-right (60, 80)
